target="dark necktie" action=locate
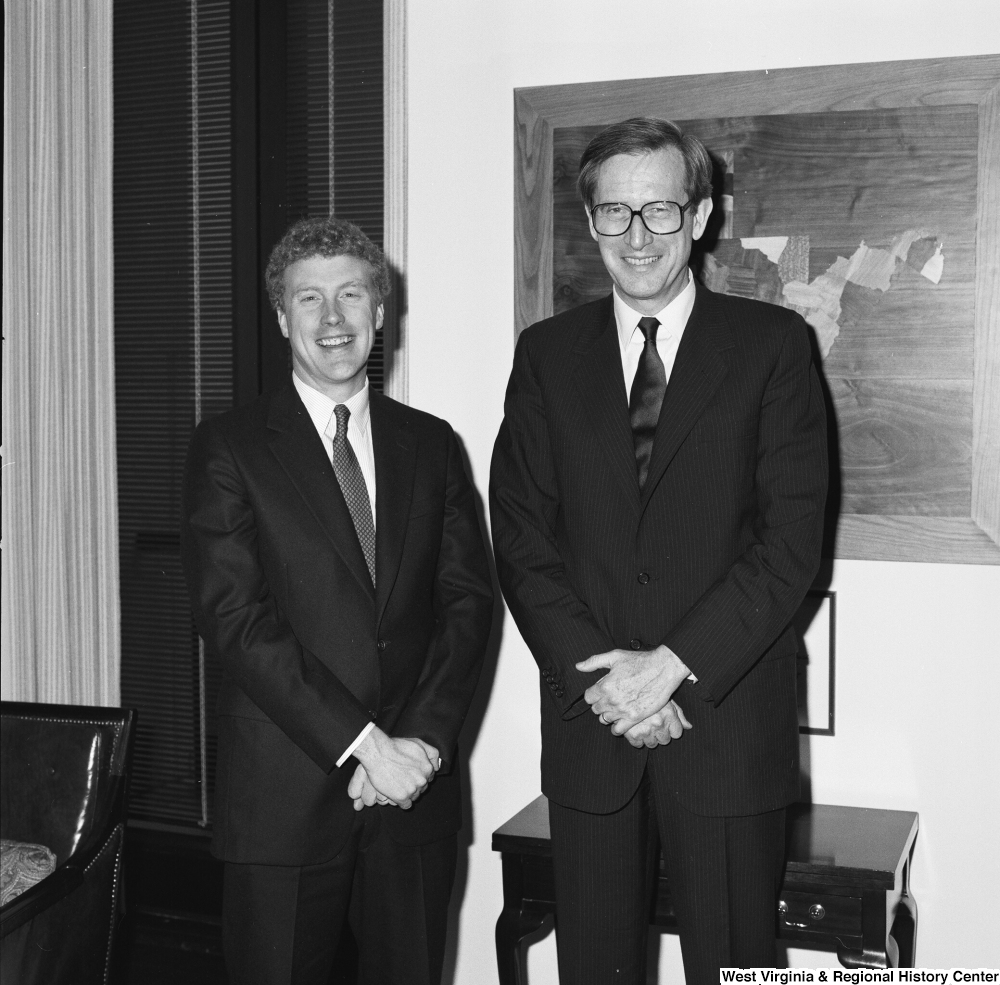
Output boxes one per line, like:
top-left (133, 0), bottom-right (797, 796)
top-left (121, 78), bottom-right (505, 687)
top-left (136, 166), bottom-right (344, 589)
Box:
top-left (629, 316), bottom-right (666, 490)
top-left (329, 404), bottom-right (376, 587)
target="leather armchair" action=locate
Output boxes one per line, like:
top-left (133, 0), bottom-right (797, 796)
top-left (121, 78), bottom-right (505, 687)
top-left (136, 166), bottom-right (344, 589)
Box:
top-left (0, 701), bottom-right (136, 985)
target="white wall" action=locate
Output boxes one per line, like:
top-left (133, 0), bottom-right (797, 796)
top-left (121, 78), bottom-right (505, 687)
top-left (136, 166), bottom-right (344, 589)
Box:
top-left (405, 3), bottom-right (1000, 981)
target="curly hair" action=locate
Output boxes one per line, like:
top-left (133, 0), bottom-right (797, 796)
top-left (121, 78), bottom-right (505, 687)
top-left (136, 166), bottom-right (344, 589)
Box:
top-left (265, 217), bottom-right (392, 312)
top-left (577, 117), bottom-right (714, 209)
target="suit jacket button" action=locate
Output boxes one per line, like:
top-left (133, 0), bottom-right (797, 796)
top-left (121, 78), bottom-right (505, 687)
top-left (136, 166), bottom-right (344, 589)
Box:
top-left (555, 689), bottom-right (564, 697)
top-left (630, 638), bottom-right (642, 650)
top-left (368, 710), bottom-right (377, 719)
top-left (377, 639), bottom-right (387, 650)
top-left (637, 572), bottom-right (650, 585)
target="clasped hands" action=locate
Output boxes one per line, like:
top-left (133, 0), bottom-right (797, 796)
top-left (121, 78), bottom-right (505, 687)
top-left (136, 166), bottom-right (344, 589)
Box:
top-left (347, 727), bottom-right (440, 812)
top-left (576, 645), bottom-right (693, 749)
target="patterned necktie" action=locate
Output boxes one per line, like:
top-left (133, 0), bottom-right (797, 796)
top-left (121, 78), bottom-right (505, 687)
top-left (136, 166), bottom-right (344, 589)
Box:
top-left (629, 316), bottom-right (666, 490)
top-left (329, 404), bottom-right (376, 587)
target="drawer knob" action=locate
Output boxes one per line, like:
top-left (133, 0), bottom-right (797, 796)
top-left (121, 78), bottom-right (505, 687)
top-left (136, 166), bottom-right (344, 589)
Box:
top-left (809, 904), bottom-right (826, 921)
top-left (778, 900), bottom-right (788, 914)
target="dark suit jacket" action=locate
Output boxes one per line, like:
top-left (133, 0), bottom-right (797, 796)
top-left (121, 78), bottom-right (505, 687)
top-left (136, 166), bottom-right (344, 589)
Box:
top-left (181, 384), bottom-right (493, 866)
top-left (490, 284), bottom-right (828, 818)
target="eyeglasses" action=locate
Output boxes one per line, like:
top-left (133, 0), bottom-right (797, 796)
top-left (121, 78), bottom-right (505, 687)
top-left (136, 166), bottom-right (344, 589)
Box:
top-left (590, 200), bottom-right (694, 237)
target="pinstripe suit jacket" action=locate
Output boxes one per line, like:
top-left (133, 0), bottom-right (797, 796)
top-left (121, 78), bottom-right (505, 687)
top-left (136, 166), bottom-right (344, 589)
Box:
top-left (490, 284), bottom-right (828, 818)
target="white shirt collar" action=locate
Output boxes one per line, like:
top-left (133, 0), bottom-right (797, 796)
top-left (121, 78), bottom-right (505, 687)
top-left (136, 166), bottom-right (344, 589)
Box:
top-left (292, 374), bottom-right (371, 439)
top-left (613, 268), bottom-right (696, 351)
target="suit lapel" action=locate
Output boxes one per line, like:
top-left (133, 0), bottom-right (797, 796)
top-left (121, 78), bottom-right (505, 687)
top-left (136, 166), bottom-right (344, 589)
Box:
top-left (571, 297), bottom-right (641, 515)
top-left (266, 385), bottom-right (376, 603)
top-left (369, 390), bottom-right (416, 623)
top-left (640, 285), bottom-right (734, 509)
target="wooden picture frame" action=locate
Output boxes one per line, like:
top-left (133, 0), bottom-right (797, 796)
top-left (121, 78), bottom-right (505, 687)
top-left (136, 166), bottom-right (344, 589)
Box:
top-left (513, 55), bottom-right (1000, 564)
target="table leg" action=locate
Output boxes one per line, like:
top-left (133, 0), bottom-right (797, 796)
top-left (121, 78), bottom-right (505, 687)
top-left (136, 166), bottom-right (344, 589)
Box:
top-left (889, 883), bottom-right (918, 967)
top-left (838, 888), bottom-right (898, 969)
top-left (495, 853), bottom-right (556, 985)
top-left (495, 903), bottom-right (552, 985)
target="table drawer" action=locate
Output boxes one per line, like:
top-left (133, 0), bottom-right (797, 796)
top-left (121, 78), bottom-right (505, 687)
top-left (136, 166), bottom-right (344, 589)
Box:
top-left (778, 891), bottom-right (861, 938)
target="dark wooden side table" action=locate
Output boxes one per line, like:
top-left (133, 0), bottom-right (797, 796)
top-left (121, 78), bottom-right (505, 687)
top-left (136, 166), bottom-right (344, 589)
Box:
top-left (493, 797), bottom-right (918, 985)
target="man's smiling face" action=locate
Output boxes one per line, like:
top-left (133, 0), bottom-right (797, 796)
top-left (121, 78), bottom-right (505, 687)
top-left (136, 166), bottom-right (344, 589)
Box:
top-left (587, 146), bottom-right (712, 315)
top-left (278, 253), bottom-right (384, 402)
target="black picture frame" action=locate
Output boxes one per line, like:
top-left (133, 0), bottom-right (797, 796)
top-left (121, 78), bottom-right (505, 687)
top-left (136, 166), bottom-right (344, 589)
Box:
top-left (794, 589), bottom-right (836, 736)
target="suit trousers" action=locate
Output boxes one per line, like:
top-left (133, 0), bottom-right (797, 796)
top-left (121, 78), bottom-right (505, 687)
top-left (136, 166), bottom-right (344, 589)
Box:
top-left (222, 806), bottom-right (457, 985)
top-left (549, 772), bottom-right (786, 985)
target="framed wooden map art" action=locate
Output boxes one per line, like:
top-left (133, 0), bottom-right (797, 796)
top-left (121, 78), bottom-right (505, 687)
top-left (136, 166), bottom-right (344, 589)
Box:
top-left (513, 55), bottom-right (1000, 564)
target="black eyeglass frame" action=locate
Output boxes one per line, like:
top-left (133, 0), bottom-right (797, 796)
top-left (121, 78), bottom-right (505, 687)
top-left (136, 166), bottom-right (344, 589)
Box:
top-left (589, 199), bottom-right (695, 237)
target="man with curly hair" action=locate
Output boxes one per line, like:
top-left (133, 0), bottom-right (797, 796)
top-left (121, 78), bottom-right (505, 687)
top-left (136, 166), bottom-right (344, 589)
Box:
top-left (182, 216), bottom-right (493, 984)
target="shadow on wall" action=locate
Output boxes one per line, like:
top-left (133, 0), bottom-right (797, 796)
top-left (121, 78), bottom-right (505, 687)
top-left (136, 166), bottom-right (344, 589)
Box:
top-left (440, 432), bottom-right (508, 985)
top-left (381, 259), bottom-right (407, 391)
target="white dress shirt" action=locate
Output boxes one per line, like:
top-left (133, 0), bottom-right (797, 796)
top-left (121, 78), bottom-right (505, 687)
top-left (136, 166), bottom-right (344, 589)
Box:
top-left (614, 267), bottom-right (696, 400)
top-left (613, 270), bottom-right (699, 683)
top-left (292, 373), bottom-right (377, 764)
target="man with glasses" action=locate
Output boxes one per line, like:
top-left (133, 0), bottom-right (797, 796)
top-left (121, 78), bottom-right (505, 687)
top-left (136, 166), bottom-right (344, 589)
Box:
top-left (491, 118), bottom-right (828, 983)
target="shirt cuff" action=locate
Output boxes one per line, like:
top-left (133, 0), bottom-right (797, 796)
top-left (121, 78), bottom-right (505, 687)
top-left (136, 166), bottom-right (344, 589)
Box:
top-left (687, 672), bottom-right (698, 682)
top-left (336, 721), bottom-right (375, 768)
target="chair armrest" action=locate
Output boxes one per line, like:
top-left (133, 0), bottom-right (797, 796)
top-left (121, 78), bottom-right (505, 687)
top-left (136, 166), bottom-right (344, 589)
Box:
top-left (0, 859), bottom-right (84, 937)
top-left (0, 775), bottom-right (128, 938)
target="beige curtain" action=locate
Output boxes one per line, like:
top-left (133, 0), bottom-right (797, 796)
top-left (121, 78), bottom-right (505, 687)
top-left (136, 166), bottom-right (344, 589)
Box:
top-left (383, 0), bottom-right (408, 403)
top-left (2, 0), bottom-right (120, 706)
